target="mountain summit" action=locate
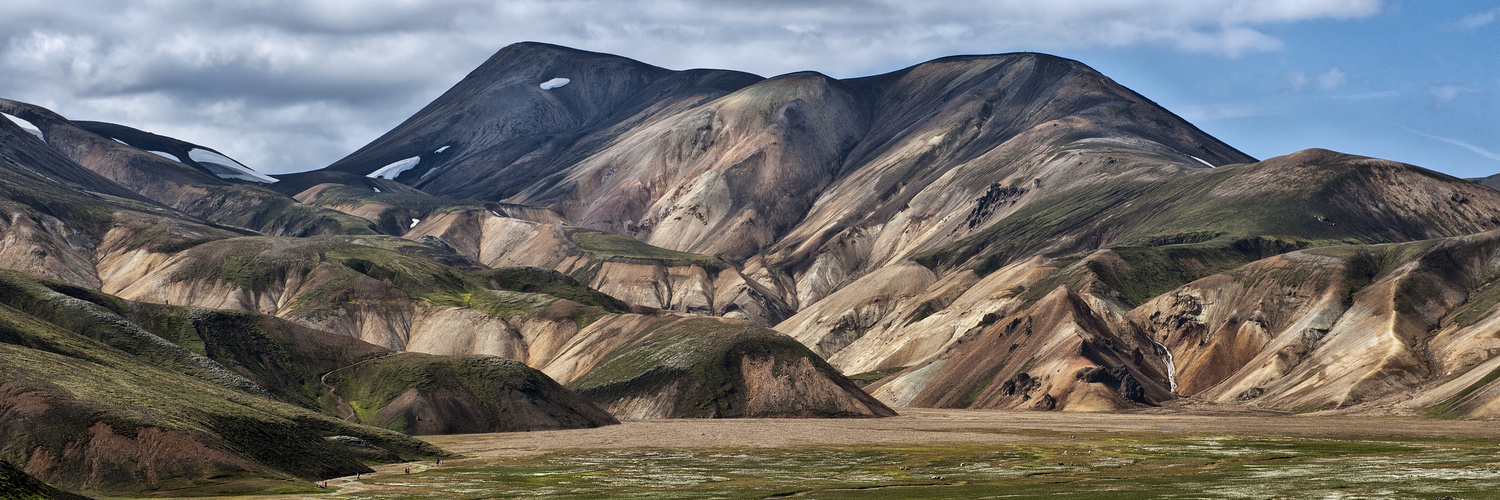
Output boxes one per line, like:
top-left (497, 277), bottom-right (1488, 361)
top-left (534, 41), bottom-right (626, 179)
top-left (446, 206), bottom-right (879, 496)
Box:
top-left (298, 43), bottom-right (1252, 265)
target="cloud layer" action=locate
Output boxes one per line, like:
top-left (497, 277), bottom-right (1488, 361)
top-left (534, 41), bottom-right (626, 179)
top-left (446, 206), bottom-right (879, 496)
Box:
top-left (0, 0), bottom-right (1383, 173)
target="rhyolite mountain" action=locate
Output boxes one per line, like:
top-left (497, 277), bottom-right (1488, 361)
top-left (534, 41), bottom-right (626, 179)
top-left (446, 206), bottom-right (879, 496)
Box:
top-left (9, 40), bottom-right (1500, 496)
top-left (295, 41), bottom-right (1500, 417)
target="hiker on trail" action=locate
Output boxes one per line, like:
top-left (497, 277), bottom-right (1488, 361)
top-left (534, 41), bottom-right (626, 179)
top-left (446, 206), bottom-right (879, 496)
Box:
top-left (404, 467), bottom-right (411, 474)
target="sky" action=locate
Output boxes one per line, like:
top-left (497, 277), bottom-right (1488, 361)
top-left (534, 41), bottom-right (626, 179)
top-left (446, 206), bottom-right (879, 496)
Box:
top-left (2, 0), bottom-right (1497, 178)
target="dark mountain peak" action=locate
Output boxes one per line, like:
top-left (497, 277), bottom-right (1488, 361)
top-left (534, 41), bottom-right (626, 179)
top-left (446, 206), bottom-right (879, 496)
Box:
top-left (495, 40), bottom-right (639, 60)
top-left (306, 44), bottom-right (764, 199)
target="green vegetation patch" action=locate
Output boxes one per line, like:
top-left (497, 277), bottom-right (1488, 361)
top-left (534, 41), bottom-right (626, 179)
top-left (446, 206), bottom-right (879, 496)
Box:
top-left (914, 155), bottom-right (1457, 278)
top-left (847, 366), bottom-right (909, 383)
top-left (1427, 363), bottom-right (1500, 418)
top-left (166, 235), bottom-right (617, 324)
top-left (327, 353), bottom-right (608, 433)
top-left (308, 185), bottom-right (480, 215)
top-left (183, 184), bottom-right (378, 237)
top-left (471, 266), bottom-right (630, 313)
top-left (1090, 243), bottom-right (1269, 307)
top-left (563, 228), bottom-right (726, 271)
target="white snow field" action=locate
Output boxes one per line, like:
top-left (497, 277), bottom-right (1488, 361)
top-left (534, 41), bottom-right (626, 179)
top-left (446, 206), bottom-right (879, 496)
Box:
top-left (2, 113), bottom-right (43, 141)
top-left (188, 148), bottom-right (278, 183)
top-left (367, 156), bottom-right (420, 180)
top-left (540, 77), bottom-right (571, 89)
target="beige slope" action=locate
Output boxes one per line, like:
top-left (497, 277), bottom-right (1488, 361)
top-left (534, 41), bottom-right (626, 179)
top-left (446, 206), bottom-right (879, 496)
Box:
top-left (0, 206), bottom-right (99, 288)
top-left (1128, 253), bottom-right (1349, 398)
top-left (859, 230), bottom-right (1500, 416)
top-left (515, 73), bottom-right (869, 262)
top-left (1257, 276), bottom-right (1434, 410)
top-left (874, 286), bottom-right (1172, 412)
top-left (778, 256), bottom-right (1057, 376)
top-left (403, 209), bottom-right (796, 325)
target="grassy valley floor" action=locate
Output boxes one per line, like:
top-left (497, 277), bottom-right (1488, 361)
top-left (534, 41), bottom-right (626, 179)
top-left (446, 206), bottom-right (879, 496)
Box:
top-left (132, 407), bottom-right (1500, 499)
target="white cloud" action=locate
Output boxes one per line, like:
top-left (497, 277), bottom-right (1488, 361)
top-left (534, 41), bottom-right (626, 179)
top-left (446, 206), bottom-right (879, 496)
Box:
top-left (1287, 71), bottom-right (1309, 90)
top-left (1286, 67), bottom-right (1348, 91)
top-left (1317, 67), bottom-right (1347, 89)
top-left (0, 0), bottom-right (1387, 173)
top-left (1430, 84), bottom-right (1467, 107)
top-left (1458, 7), bottom-right (1500, 30)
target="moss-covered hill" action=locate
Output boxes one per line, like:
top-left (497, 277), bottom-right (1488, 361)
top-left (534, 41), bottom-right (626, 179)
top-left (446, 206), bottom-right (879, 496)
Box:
top-left (0, 269), bottom-right (442, 495)
top-left (328, 353), bottom-right (618, 434)
top-left (568, 317), bottom-right (895, 419)
top-left (0, 268), bottom-right (616, 497)
top-left (472, 266), bottom-right (632, 313)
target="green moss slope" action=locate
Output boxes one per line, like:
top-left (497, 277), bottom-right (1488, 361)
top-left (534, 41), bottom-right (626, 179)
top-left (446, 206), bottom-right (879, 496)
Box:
top-left (0, 270), bottom-right (445, 496)
top-left (328, 353), bottom-right (618, 434)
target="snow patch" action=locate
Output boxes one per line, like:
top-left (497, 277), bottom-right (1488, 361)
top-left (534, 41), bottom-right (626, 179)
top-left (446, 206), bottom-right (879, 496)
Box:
top-left (112, 138), bottom-right (129, 145)
top-left (367, 156), bottom-right (420, 180)
top-left (540, 77), bottom-right (571, 90)
top-left (372, 187), bottom-right (381, 193)
top-left (2, 113), bottom-right (43, 142)
top-left (409, 218), bottom-right (421, 228)
top-left (147, 150), bottom-right (181, 162)
top-left (435, 145), bottom-right (450, 153)
top-left (1190, 155), bottom-right (1215, 168)
top-left (188, 148), bottom-right (278, 183)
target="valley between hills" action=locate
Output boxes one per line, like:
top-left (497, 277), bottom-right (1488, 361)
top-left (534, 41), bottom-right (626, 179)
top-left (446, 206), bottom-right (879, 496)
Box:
top-left (6, 42), bottom-right (1500, 498)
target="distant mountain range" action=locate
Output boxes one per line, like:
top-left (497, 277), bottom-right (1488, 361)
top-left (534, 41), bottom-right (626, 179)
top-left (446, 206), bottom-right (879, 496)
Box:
top-left (5, 42), bottom-right (1500, 496)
